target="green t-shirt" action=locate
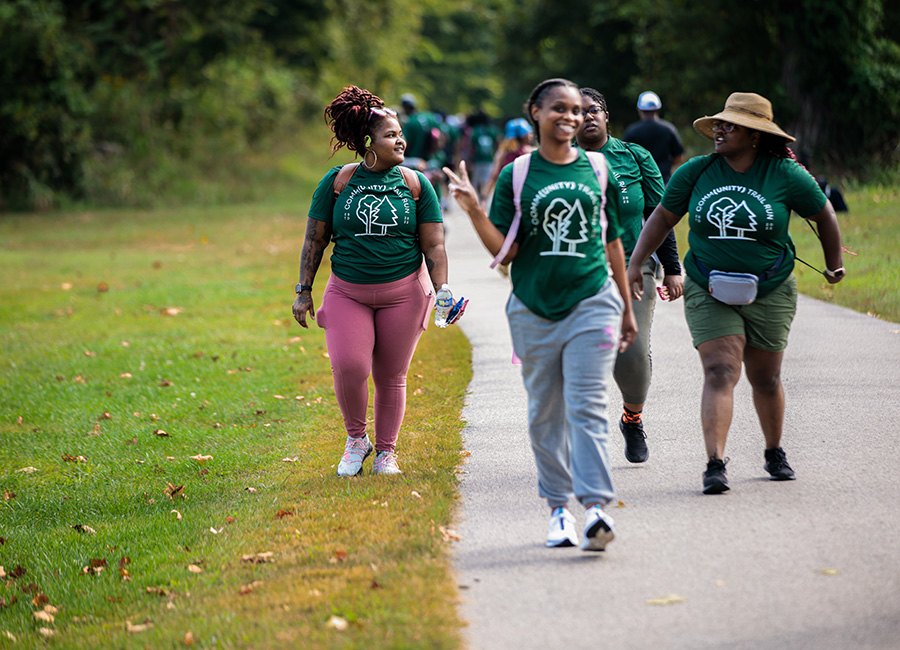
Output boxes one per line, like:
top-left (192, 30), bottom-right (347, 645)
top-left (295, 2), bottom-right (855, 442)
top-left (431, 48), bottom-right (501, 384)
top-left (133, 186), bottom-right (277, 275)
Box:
top-left (308, 165), bottom-right (442, 284)
top-left (489, 149), bottom-right (624, 320)
top-left (403, 112), bottom-right (438, 160)
top-left (470, 124), bottom-right (499, 163)
top-left (662, 153), bottom-right (826, 296)
top-left (600, 138), bottom-right (664, 261)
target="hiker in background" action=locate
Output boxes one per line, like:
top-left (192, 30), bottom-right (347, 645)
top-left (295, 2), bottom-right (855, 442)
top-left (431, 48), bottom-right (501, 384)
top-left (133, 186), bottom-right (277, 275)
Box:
top-left (444, 78), bottom-right (635, 552)
top-left (623, 91), bottom-right (685, 184)
top-left (576, 87), bottom-right (683, 465)
top-left (400, 93), bottom-right (440, 172)
top-left (292, 85), bottom-right (452, 477)
top-left (626, 92), bottom-right (846, 495)
top-left (483, 118), bottom-right (537, 201)
top-left (465, 110), bottom-right (500, 204)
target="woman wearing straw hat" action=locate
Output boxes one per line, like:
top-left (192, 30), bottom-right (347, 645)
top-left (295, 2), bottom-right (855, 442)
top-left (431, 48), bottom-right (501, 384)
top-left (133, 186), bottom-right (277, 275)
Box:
top-left (626, 92), bottom-right (845, 494)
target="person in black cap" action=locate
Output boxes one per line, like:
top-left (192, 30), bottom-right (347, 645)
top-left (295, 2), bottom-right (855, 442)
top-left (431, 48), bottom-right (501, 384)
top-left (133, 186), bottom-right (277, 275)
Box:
top-left (623, 91), bottom-right (684, 184)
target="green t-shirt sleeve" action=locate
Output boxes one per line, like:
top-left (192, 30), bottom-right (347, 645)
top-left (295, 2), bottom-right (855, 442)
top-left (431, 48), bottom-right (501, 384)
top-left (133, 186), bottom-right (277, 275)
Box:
top-left (631, 144), bottom-right (664, 212)
top-left (488, 163), bottom-right (516, 236)
top-left (784, 159), bottom-right (828, 217)
top-left (661, 155), bottom-right (710, 216)
top-left (308, 166), bottom-right (343, 222)
top-left (604, 166), bottom-right (624, 243)
top-left (414, 170), bottom-right (443, 223)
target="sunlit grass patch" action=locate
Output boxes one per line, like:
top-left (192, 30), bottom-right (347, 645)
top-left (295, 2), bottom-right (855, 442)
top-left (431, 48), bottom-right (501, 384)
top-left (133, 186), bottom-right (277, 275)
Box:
top-left (0, 198), bottom-right (472, 648)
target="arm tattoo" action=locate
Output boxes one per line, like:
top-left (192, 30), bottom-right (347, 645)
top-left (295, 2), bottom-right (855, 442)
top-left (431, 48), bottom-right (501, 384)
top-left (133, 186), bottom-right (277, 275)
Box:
top-left (424, 256), bottom-right (435, 274)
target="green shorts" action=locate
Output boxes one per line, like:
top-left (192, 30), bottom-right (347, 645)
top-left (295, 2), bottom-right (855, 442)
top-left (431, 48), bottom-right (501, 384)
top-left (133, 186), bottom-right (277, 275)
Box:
top-left (683, 274), bottom-right (798, 352)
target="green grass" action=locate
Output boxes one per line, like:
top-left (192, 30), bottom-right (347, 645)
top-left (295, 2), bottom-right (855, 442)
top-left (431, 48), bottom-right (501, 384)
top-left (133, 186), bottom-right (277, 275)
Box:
top-left (0, 163), bottom-right (472, 646)
top-left (791, 184), bottom-right (900, 322)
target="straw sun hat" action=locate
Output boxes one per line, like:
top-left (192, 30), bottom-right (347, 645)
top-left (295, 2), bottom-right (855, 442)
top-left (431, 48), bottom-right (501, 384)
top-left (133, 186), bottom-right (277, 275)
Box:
top-left (693, 92), bottom-right (795, 143)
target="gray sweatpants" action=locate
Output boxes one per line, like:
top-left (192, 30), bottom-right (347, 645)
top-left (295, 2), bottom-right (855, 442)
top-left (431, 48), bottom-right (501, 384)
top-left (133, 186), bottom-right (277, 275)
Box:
top-left (507, 280), bottom-right (623, 509)
top-left (613, 258), bottom-right (658, 405)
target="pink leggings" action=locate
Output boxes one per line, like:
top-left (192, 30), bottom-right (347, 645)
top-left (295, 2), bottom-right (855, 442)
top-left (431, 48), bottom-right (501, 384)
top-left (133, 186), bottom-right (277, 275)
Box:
top-left (317, 262), bottom-right (434, 452)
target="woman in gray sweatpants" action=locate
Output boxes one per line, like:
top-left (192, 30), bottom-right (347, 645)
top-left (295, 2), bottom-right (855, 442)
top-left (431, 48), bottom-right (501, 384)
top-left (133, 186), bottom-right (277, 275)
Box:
top-left (444, 78), bottom-right (636, 551)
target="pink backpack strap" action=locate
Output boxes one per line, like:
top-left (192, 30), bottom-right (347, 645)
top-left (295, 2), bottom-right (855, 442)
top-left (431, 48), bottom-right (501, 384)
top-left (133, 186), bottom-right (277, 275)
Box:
top-left (491, 153), bottom-right (531, 269)
top-left (584, 150), bottom-right (610, 244)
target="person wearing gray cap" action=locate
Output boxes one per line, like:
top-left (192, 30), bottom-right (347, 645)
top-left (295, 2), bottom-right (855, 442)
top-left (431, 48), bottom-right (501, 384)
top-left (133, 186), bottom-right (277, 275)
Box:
top-left (623, 91), bottom-right (684, 184)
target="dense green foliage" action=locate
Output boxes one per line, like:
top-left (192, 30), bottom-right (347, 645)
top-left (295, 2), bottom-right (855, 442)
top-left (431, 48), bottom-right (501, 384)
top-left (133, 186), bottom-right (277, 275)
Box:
top-left (2, 0), bottom-right (899, 209)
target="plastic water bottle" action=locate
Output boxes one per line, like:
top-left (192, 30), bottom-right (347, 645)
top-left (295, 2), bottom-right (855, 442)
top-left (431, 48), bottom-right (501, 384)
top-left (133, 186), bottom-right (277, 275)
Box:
top-left (434, 284), bottom-right (452, 328)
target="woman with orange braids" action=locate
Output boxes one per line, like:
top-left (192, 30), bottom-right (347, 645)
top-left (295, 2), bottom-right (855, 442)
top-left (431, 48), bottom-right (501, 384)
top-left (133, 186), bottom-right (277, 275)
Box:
top-left (291, 86), bottom-right (450, 476)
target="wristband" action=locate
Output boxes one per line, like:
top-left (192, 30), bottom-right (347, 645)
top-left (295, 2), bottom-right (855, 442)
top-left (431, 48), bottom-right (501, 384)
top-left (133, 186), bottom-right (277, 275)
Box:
top-left (823, 267), bottom-right (845, 279)
top-left (295, 283), bottom-right (313, 293)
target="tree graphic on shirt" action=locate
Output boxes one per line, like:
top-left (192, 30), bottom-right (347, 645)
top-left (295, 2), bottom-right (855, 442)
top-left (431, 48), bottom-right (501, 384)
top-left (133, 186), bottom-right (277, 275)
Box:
top-left (707, 197), bottom-right (757, 240)
top-left (356, 195), bottom-right (398, 236)
top-left (541, 198), bottom-right (588, 257)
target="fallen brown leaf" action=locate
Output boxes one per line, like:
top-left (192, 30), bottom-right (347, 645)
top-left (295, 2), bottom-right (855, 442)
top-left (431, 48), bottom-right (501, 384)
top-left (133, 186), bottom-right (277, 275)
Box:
top-left (100, 411), bottom-right (112, 420)
top-left (275, 510), bottom-right (294, 519)
top-left (153, 429), bottom-right (169, 437)
top-left (244, 487), bottom-right (257, 493)
top-left (3, 491), bottom-right (15, 500)
top-left (170, 509), bottom-right (182, 520)
top-left (225, 516), bottom-right (235, 524)
top-left (9, 566), bottom-right (25, 579)
top-left (126, 621), bottom-right (154, 633)
top-left (327, 616), bottom-right (348, 631)
top-left (38, 628), bottom-right (55, 638)
top-left (281, 456), bottom-right (299, 463)
top-left (165, 483), bottom-right (185, 500)
top-left (120, 372), bottom-right (133, 378)
top-left (84, 350), bottom-right (97, 357)
top-left (184, 631), bottom-right (196, 645)
top-left (31, 593), bottom-right (49, 608)
top-left (241, 552), bottom-right (274, 564)
top-left (645, 593), bottom-right (687, 606)
top-left (97, 282), bottom-right (109, 292)
top-left (439, 526), bottom-right (462, 542)
top-left (189, 454), bottom-right (212, 464)
top-left (239, 580), bottom-right (264, 595)
top-left (161, 307), bottom-right (183, 316)
top-left (187, 564), bottom-right (203, 574)
top-left (16, 467), bottom-right (38, 474)
top-left (71, 524), bottom-right (97, 534)
top-left (333, 550), bottom-right (348, 562)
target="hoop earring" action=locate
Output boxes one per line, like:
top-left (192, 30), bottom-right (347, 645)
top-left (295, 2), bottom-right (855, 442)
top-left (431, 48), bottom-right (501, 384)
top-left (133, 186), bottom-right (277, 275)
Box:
top-left (363, 149), bottom-right (377, 169)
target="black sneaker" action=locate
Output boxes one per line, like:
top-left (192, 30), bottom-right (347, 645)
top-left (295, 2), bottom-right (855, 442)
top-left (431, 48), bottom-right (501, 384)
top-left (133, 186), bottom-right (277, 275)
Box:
top-left (764, 447), bottom-right (796, 481)
top-left (619, 415), bottom-right (649, 463)
top-left (702, 457), bottom-right (730, 494)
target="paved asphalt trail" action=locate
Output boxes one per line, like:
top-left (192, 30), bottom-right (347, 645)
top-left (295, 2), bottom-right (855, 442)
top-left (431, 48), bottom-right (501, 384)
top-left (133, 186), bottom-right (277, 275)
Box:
top-left (443, 208), bottom-right (900, 650)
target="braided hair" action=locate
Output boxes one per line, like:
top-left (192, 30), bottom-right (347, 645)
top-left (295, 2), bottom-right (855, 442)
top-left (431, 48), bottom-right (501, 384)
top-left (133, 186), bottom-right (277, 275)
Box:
top-left (523, 78), bottom-right (580, 143)
top-left (579, 87), bottom-right (608, 114)
top-left (758, 132), bottom-right (818, 182)
top-left (324, 85), bottom-right (388, 156)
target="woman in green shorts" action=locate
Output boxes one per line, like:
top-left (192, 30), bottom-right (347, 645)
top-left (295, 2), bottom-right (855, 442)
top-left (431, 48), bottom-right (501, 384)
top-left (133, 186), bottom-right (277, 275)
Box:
top-left (444, 79), bottom-right (636, 551)
top-left (626, 92), bottom-right (845, 494)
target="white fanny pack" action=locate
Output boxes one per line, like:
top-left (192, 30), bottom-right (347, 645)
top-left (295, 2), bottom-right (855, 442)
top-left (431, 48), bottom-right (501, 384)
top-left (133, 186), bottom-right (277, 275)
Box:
top-left (707, 271), bottom-right (759, 305)
top-left (695, 248), bottom-right (788, 306)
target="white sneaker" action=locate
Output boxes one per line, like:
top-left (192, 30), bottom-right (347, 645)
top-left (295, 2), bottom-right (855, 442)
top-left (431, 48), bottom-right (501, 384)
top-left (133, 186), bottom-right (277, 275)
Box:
top-left (545, 507), bottom-right (578, 548)
top-left (581, 505), bottom-right (615, 551)
top-left (373, 450), bottom-right (402, 475)
top-left (336, 435), bottom-right (373, 477)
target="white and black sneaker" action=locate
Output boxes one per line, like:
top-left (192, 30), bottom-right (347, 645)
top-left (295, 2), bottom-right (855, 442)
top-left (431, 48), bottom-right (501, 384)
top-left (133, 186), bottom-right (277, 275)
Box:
top-left (581, 505), bottom-right (615, 552)
top-left (546, 507), bottom-right (578, 548)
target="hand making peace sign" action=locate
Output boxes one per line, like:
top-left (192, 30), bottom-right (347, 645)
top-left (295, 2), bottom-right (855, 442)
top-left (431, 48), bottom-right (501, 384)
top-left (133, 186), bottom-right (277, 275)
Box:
top-left (443, 161), bottom-right (482, 214)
